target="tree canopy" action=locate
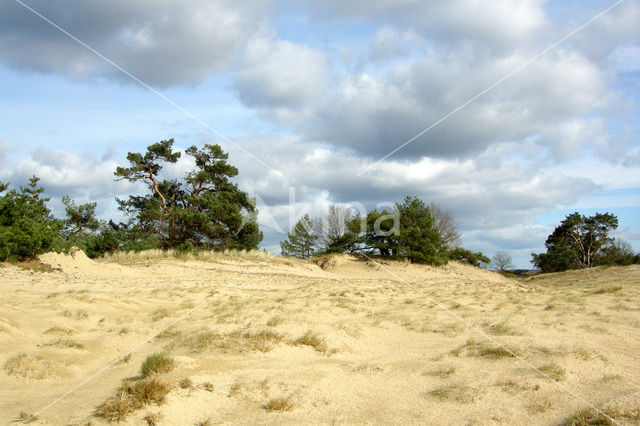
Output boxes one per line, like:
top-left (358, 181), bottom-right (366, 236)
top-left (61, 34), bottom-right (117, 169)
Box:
top-left (115, 139), bottom-right (262, 251)
top-left (280, 197), bottom-right (456, 266)
top-left (532, 212), bottom-right (620, 272)
top-left (0, 177), bottom-right (61, 261)
top-left (280, 215), bottom-right (318, 259)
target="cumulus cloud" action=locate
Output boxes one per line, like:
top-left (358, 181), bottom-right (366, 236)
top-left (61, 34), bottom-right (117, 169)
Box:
top-left (234, 37), bottom-right (329, 113)
top-left (290, 0), bottom-right (547, 50)
top-left (267, 48), bottom-right (607, 161)
top-left (0, 0), bottom-right (270, 86)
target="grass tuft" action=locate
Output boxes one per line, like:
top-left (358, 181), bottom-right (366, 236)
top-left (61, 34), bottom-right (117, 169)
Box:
top-left (538, 362), bottom-right (566, 381)
top-left (292, 331), bottom-right (328, 354)
top-left (97, 377), bottom-right (171, 421)
top-left (4, 353), bottom-right (52, 379)
top-left (43, 338), bottom-right (84, 349)
top-left (44, 326), bottom-right (75, 336)
top-left (451, 338), bottom-right (515, 359)
top-left (178, 377), bottom-right (193, 389)
top-left (18, 411), bottom-right (37, 423)
top-left (593, 285), bottom-right (622, 294)
top-left (140, 352), bottom-right (175, 377)
top-left (144, 411), bottom-right (163, 426)
top-left (428, 382), bottom-right (476, 403)
top-left (265, 395), bottom-right (294, 411)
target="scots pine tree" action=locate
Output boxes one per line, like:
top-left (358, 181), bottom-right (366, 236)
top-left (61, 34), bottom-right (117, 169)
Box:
top-left (280, 215), bottom-right (318, 258)
top-left (115, 139), bottom-right (262, 251)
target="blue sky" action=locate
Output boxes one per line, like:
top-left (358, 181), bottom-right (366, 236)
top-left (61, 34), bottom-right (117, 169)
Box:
top-left (1, 0), bottom-right (639, 268)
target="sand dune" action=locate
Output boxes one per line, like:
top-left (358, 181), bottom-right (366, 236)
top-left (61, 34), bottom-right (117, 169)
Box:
top-left (1, 252), bottom-right (639, 425)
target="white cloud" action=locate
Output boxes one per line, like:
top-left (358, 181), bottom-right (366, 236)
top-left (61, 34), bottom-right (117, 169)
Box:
top-left (234, 37), bottom-right (329, 112)
top-left (0, 0), bottom-right (271, 86)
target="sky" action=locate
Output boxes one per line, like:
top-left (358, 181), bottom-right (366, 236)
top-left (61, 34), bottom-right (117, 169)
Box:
top-left (0, 0), bottom-right (639, 268)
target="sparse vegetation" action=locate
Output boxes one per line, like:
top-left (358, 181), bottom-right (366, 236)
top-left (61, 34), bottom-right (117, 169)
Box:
top-left (167, 329), bottom-right (285, 354)
top-left (451, 339), bottom-right (515, 359)
top-left (429, 382), bottom-right (476, 403)
top-left (97, 377), bottom-right (171, 421)
top-left (4, 353), bottom-right (52, 379)
top-left (144, 411), bottom-right (163, 426)
top-left (44, 326), bottom-right (74, 335)
top-left (140, 352), bottom-right (175, 377)
top-left (43, 338), bottom-right (84, 349)
top-left (178, 377), bottom-right (193, 389)
top-left (424, 366), bottom-right (457, 378)
top-left (265, 396), bottom-right (294, 411)
top-left (292, 331), bottom-right (328, 353)
top-left (17, 411), bottom-right (37, 423)
top-left (538, 362), bottom-right (566, 381)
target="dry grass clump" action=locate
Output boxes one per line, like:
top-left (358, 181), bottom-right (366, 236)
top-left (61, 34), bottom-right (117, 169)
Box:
top-left (266, 315), bottom-right (283, 326)
top-left (151, 308), bottom-right (171, 321)
top-left (423, 366), bottom-right (456, 378)
top-left (144, 411), bottom-right (163, 426)
top-left (451, 338), bottom-right (515, 359)
top-left (562, 405), bottom-right (640, 426)
top-left (485, 322), bottom-right (523, 336)
top-left (13, 259), bottom-right (56, 273)
top-left (494, 379), bottom-right (537, 393)
top-left (178, 377), bottom-right (193, 389)
top-left (428, 382), bottom-right (476, 403)
top-left (246, 330), bottom-right (284, 351)
top-left (538, 362), bottom-right (566, 381)
top-left (265, 395), bottom-right (294, 411)
top-left (4, 353), bottom-right (52, 379)
top-left (167, 328), bottom-right (285, 354)
top-left (529, 397), bottom-right (554, 413)
top-left (593, 285), bottom-right (623, 294)
top-left (75, 309), bottom-right (89, 320)
top-left (101, 248), bottom-right (271, 264)
top-left (140, 352), bottom-right (175, 377)
top-left (96, 377), bottom-right (171, 421)
top-left (291, 331), bottom-right (328, 354)
top-left (17, 411), bottom-right (37, 423)
top-left (44, 326), bottom-right (74, 336)
top-left (43, 338), bottom-right (84, 349)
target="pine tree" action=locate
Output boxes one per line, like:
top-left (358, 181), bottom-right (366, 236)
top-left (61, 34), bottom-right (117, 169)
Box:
top-left (115, 139), bottom-right (262, 251)
top-left (395, 196), bottom-right (448, 265)
top-left (280, 215), bottom-right (318, 258)
top-left (532, 212), bottom-right (618, 272)
top-left (0, 176), bottom-right (61, 260)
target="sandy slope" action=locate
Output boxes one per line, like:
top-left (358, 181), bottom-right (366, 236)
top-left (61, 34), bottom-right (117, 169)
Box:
top-left (1, 252), bottom-right (639, 425)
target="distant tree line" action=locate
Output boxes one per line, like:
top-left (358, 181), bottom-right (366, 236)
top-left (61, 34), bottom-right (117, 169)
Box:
top-left (280, 196), bottom-right (490, 267)
top-left (0, 139), bottom-right (262, 261)
top-left (531, 212), bottom-right (639, 272)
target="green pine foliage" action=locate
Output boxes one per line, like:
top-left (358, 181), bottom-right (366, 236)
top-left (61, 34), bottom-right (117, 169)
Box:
top-left (449, 247), bottom-right (490, 267)
top-left (350, 209), bottom-right (400, 256)
top-left (395, 196), bottom-right (449, 265)
top-left (0, 177), bottom-right (61, 261)
top-left (531, 212), bottom-right (634, 272)
top-left (280, 215), bottom-right (318, 259)
top-left (115, 139), bottom-right (262, 251)
top-left (282, 197), bottom-right (451, 266)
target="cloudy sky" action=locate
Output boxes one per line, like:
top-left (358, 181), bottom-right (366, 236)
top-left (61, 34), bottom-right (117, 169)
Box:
top-left (1, 0), bottom-right (639, 267)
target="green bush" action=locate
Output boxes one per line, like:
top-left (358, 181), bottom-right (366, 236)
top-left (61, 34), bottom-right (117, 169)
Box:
top-left (449, 247), bottom-right (489, 267)
top-left (0, 177), bottom-right (61, 261)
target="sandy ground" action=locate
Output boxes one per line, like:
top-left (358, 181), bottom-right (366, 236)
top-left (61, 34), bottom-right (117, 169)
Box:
top-left (1, 251), bottom-right (639, 425)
